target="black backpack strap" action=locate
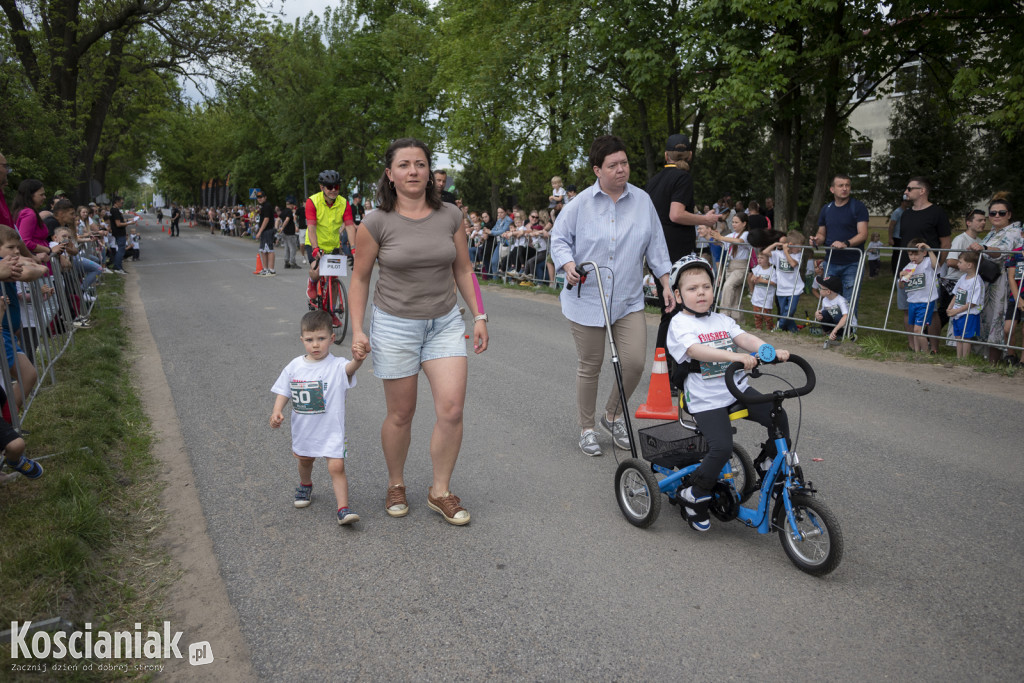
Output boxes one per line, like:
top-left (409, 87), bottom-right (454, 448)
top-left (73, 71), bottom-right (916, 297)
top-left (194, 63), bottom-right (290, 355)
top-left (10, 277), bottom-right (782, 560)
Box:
top-left (669, 359), bottom-right (701, 391)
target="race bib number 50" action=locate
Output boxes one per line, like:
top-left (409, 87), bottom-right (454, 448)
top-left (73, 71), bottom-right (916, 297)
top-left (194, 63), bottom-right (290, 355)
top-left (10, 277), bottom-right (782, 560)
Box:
top-left (290, 380), bottom-right (326, 414)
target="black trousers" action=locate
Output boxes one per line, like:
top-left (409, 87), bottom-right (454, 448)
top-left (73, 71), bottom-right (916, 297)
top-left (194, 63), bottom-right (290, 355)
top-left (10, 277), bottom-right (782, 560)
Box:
top-left (692, 387), bottom-right (790, 492)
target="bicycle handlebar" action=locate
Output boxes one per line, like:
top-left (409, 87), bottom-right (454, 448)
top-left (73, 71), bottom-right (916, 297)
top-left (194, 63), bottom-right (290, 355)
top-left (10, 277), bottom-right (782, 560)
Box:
top-left (724, 352), bottom-right (816, 404)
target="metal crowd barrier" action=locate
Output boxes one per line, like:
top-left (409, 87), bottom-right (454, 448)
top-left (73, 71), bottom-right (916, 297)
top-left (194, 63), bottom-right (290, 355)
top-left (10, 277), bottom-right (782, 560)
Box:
top-left (1, 240), bottom-right (103, 431)
top-left (707, 238), bottom-right (1023, 356)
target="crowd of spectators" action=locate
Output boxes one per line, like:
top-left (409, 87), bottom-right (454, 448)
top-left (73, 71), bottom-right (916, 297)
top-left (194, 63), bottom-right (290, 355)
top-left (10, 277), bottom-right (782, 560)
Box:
top-left (1, 150), bottom-right (116, 481)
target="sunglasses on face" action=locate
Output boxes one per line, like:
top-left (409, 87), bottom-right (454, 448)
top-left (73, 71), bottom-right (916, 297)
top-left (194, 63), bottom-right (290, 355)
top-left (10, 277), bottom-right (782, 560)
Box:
top-left (989, 210), bottom-right (1008, 217)
top-left (322, 184), bottom-right (340, 191)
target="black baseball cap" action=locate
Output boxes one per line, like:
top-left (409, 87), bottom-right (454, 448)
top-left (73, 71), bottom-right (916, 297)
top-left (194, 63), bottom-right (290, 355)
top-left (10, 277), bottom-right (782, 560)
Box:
top-left (816, 275), bottom-right (843, 293)
top-left (666, 133), bottom-right (691, 152)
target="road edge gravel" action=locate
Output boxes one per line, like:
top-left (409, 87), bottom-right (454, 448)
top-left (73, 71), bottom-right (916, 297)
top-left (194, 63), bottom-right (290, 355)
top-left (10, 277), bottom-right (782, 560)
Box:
top-left (126, 274), bottom-right (256, 681)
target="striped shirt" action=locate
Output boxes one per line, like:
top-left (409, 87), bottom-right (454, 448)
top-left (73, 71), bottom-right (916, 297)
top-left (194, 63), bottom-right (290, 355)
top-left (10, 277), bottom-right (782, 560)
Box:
top-left (551, 180), bottom-right (671, 326)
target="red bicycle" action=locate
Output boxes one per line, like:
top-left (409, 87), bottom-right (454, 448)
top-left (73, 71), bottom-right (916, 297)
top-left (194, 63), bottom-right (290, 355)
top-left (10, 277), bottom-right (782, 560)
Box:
top-left (307, 248), bottom-right (349, 344)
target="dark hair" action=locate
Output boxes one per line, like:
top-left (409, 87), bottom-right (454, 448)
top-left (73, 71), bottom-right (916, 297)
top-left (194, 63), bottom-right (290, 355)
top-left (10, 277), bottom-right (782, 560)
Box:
top-left (909, 176), bottom-right (932, 196)
top-left (732, 212), bottom-right (748, 227)
top-left (831, 173), bottom-right (852, 185)
top-left (748, 200), bottom-right (760, 213)
top-left (375, 138), bottom-right (442, 213)
top-left (11, 178), bottom-right (44, 220)
top-left (959, 250), bottom-right (980, 266)
top-left (301, 310), bottom-right (333, 333)
top-left (988, 197), bottom-right (1013, 218)
top-left (966, 208), bottom-right (986, 221)
top-left (53, 198), bottom-right (74, 214)
top-left (589, 135), bottom-right (628, 170)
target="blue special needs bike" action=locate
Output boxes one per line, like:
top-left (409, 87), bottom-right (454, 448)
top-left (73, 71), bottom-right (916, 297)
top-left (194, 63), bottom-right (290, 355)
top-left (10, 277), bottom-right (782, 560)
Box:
top-left (614, 345), bottom-right (844, 576)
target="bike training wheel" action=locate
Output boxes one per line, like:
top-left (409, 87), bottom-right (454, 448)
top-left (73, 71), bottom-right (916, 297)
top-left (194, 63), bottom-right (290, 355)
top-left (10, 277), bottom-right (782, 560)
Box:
top-left (614, 460), bottom-right (661, 528)
top-left (775, 493), bottom-right (843, 575)
top-left (728, 444), bottom-right (756, 503)
top-left (331, 278), bottom-right (349, 345)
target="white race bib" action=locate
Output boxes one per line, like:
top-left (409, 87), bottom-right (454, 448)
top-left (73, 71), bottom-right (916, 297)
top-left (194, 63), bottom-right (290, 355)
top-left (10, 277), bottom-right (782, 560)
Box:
top-left (320, 254), bottom-right (348, 277)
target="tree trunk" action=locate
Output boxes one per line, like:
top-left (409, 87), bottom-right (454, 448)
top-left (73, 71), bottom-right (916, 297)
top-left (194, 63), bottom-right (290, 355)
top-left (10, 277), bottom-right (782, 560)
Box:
top-left (791, 95), bottom-right (802, 228)
top-left (773, 114), bottom-right (793, 232)
top-left (636, 98), bottom-right (656, 180)
top-left (73, 31), bottom-right (126, 203)
top-left (801, 7), bottom-right (845, 234)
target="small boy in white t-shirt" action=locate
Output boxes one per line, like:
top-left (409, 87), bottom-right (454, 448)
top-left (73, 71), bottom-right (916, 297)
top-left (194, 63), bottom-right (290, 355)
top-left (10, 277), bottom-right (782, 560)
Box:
top-left (666, 256), bottom-right (792, 532)
top-left (946, 251), bottom-right (986, 359)
top-left (866, 232), bottom-right (883, 278)
top-left (898, 239), bottom-right (939, 353)
top-left (270, 310), bottom-right (366, 524)
top-left (548, 176), bottom-right (566, 209)
top-left (814, 275), bottom-right (849, 342)
top-left (763, 231), bottom-right (805, 332)
top-left (748, 252), bottom-right (776, 331)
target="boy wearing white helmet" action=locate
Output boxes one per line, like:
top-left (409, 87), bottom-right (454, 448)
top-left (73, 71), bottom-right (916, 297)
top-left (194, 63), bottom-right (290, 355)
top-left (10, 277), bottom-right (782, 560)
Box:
top-left (665, 255), bottom-right (793, 532)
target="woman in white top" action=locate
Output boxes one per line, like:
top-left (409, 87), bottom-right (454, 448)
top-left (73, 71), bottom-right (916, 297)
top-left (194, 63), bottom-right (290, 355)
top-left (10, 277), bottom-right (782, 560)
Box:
top-left (708, 212), bottom-right (752, 323)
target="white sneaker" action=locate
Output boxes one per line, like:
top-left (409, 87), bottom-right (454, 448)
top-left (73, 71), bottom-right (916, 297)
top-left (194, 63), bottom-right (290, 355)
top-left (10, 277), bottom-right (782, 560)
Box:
top-left (578, 430), bottom-right (602, 457)
top-left (101, 267), bottom-right (113, 274)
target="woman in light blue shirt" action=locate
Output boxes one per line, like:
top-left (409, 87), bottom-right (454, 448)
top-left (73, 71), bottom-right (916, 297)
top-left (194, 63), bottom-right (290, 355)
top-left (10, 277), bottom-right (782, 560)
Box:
top-left (550, 135), bottom-right (675, 457)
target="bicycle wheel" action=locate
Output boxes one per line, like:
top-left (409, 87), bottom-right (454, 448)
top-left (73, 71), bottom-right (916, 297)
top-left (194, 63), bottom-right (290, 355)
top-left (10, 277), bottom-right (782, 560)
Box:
top-left (330, 277), bottom-right (348, 344)
top-left (775, 493), bottom-right (843, 575)
top-left (614, 460), bottom-right (661, 528)
top-left (727, 444), bottom-right (756, 503)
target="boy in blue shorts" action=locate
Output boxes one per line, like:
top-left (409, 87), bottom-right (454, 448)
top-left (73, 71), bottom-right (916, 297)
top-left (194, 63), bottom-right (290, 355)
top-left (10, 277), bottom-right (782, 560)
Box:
top-left (898, 239), bottom-right (940, 353)
top-left (666, 256), bottom-right (792, 532)
top-left (946, 251), bottom-right (985, 359)
top-left (270, 311), bottom-right (366, 525)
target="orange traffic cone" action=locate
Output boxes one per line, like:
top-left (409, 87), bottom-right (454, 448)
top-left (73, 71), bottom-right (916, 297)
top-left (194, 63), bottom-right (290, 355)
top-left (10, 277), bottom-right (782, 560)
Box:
top-left (253, 253), bottom-right (263, 274)
top-left (161, 224), bottom-right (166, 233)
top-left (635, 347), bottom-right (677, 420)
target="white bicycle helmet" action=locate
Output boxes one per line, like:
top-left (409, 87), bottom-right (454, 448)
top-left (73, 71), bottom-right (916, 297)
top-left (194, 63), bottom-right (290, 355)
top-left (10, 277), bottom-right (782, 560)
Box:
top-left (669, 254), bottom-right (716, 318)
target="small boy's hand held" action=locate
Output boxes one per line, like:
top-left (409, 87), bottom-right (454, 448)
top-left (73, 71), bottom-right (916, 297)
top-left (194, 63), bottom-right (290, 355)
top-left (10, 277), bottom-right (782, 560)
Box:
top-left (737, 353), bottom-right (758, 371)
top-left (270, 411), bottom-right (283, 428)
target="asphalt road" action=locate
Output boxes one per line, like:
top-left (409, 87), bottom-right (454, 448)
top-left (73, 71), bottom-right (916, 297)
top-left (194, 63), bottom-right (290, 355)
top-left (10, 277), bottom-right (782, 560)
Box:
top-left (133, 218), bottom-right (1023, 681)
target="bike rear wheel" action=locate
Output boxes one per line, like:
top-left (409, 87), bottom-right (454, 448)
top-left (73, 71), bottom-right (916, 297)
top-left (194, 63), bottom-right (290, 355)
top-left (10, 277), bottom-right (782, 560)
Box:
top-left (775, 493), bottom-right (843, 575)
top-left (330, 277), bottom-right (348, 344)
top-left (614, 460), bottom-right (661, 528)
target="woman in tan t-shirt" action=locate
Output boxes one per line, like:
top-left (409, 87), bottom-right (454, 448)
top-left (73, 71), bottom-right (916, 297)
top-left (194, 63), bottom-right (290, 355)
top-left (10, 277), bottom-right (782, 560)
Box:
top-left (349, 138), bottom-right (489, 526)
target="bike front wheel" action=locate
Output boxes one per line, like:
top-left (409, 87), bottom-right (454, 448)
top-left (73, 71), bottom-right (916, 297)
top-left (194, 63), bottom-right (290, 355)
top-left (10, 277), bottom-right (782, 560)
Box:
top-left (331, 278), bottom-right (348, 344)
top-left (614, 460), bottom-right (661, 528)
top-left (775, 493), bottom-right (843, 575)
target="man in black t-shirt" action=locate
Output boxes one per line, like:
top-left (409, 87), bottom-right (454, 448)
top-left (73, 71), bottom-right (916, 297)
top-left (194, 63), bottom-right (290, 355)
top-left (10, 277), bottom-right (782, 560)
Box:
top-left (254, 192), bottom-right (277, 275)
top-left (646, 133), bottom-right (720, 369)
top-left (281, 197), bottom-right (298, 268)
top-left (109, 196), bottom-right (129, 273)
top-left (170, 204), bottom-right (181, 236)
top-left (900, 176), bottom-right (951, 351)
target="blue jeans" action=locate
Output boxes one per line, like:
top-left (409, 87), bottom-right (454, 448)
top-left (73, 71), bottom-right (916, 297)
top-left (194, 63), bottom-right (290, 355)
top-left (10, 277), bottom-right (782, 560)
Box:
top-left (75, 255), bottom-right (101, 291)
top-left (825, 261), bottom-right (859, 327)
top-left (113, 235), bottom-right (127, 270)
top-left (776, 294), bottom-right (801, 332)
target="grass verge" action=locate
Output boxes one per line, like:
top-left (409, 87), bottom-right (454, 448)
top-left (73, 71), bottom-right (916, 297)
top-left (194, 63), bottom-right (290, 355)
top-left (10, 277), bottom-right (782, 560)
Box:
top-left (1, 277), bottom-right (173, 680)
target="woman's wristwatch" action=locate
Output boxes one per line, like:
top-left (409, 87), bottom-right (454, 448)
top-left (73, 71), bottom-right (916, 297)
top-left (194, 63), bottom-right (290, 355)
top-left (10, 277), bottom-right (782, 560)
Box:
top-left (474, 314), bottom-right (488, 323)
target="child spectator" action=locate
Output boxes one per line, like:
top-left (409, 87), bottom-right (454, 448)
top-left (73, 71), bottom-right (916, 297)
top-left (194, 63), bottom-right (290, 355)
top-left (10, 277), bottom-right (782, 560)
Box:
top-left (0, 226), bottom-right (49, 410)
top-left (763, 231), bottom-right (804, 332)
top-left (548, 176), bottom-right (566, 209)
top-left (709, 213), bottom-right (752, 323)
top-left (270, 310), bottom-right (366, 525)
top-left (1, 383), bottom-right (38, 478)
top-left (814, 275), bottom-right (849, 343)
top-left (946, 251), bottom-right (985, 359)
top-left (748, 252), bottom-right (776, 331)
top-left (126, 227), bottom-right (141, 261)
top-left (665, 256), bottom-right (792, 532)
top-left (867, 233), bottom-right (883, 278)
top-left (899, 239), bottom-right (940, 353)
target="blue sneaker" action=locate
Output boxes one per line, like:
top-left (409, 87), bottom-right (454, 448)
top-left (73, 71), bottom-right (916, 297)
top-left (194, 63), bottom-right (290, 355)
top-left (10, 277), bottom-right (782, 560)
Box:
top-left (337, 507), bottom-right (360, 525)
top-left (681, 486), bottom-right (711, 532)
top-left (294, 484), bottom-right (313, 508)
top-left (9, 456), bottom-right (43, 479)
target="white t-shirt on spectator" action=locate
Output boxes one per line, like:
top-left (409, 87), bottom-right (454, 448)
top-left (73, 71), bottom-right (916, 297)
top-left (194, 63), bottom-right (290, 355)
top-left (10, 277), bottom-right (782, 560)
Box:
top-left (770, 249), bottom-right (803, 296)
top-left (904, 257), bottom-right (939, 303)
top-left (950, 273), bottom-right (985, 320)
top-left (749, 264), bottom-right (776, 308)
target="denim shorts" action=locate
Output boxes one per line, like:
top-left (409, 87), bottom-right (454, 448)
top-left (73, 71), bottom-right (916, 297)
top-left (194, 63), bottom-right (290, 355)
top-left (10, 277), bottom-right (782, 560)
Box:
top-left (2, 327), bottom-right (23, 368)
top-left (369, 305), bottom-right (466, 379)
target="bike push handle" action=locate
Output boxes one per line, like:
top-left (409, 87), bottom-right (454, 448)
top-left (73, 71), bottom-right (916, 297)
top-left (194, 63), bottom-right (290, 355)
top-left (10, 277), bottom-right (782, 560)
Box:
top-left (723, 352), bottom-right (816, 404)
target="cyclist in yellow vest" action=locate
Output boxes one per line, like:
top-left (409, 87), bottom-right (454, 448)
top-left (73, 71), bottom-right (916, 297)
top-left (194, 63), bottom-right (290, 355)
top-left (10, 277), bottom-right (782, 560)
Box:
top-left (305, 170), bottom-right (356, 320)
